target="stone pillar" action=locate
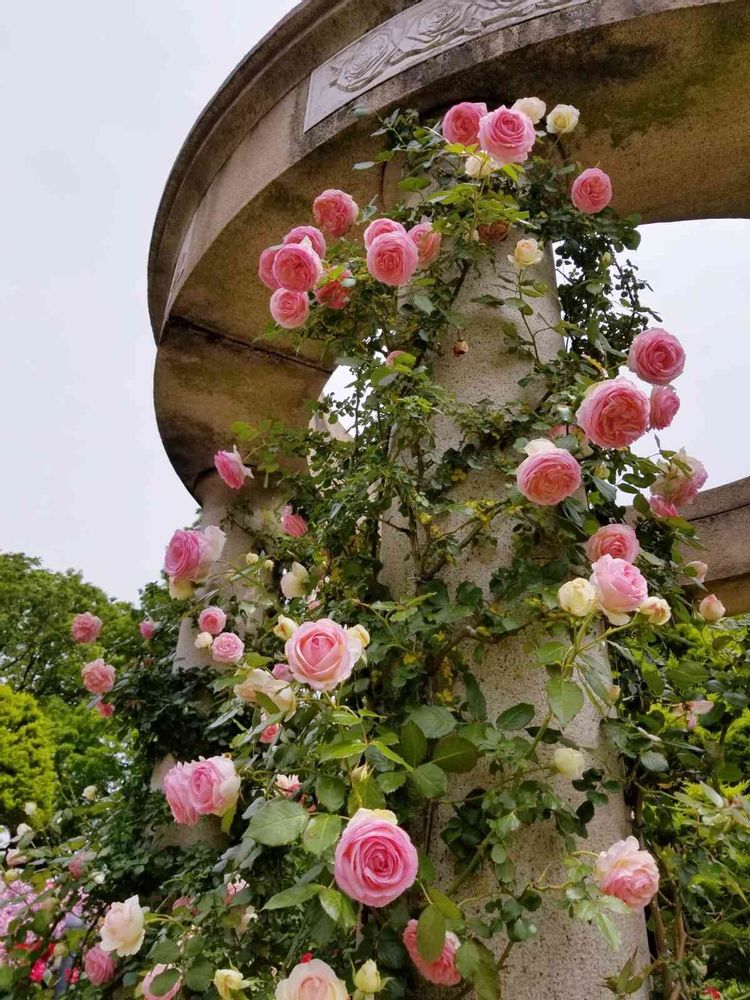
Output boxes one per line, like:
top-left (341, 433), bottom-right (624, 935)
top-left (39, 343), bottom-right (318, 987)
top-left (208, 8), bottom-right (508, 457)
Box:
top-left (380, 237), bottom-right (649, 999)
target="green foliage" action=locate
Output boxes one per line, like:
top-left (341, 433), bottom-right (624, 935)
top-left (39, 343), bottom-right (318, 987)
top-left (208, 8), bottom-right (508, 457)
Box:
top-left (0, 684), bottom-right (57, 826)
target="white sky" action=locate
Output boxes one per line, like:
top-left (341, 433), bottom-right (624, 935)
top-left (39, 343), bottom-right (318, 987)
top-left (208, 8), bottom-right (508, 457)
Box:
top-left (1, 4), bottom-right (747, 603)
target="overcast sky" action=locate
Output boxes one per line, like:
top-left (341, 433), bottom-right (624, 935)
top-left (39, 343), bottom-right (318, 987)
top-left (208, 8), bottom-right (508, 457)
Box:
top-left (1, 4), bottom-right (747, 603)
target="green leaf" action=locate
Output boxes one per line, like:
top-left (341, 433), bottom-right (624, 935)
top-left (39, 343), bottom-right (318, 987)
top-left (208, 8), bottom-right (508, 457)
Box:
top-left (417, 904), bottom-right (446, 962)
top-left (410, 705), bottom-right (457, 738)
top-left (247, 799), bottom-right (309, 846)
top-left (464, 671), bottom-right (487, 720)
top-left (431, 735), bottom-right (479, 773)
top-left (302, 814), bottom-right (343, 855)
top-left (319, 887), bottom-right (356, 929)
top-left (399, 721), bottom-right (428, 766)
top-left (315, 775), bottom-right (347, 813)
top-left (264, 882), bottom-right (321, 910)
top-left (536, 640), bottom-right (569, 665)
top-left (149, 968), bottom-right (181, 997)
top-left (667, 660), bottom-right (709, 692)
top-left (640, 750), bottom-right (669, 773)
top-left (185, 959), bottom-right (214, 992)
top-left (496, 703), bottom-right (535, 730)
top-left (412, 293), bottom-right (435, 314)
top-left (546, 676), bottom-right (584, 727)
top-left (319, 741), bottom-right (367, 761)
top-left (428, 887), bottom-right (463, 920)
top-left (150, 939), bottom-right (181, 964)
top-left (456, 940), bottom-right (498, 1000)
top-left (372, 740), bottom-right (412, 769)
top-left (377, 771), bottom-right (407, 793)
top-left (410, 762), bottom-right (448, 798)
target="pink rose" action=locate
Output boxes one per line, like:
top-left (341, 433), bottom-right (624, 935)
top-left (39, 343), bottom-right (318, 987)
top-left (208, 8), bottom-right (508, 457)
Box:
top-left (408, 222), bottom-right (442, 268)
top-left (442, 101), bottom-right (488, 145)
top-left (282, 506), bottom-right (308, 537)
top-left (171, 896), bottom-right (195, 913)
top-left (651, 450), bottom-right (707, 508)
top-left (628, 328), bottom-right (686, 386)
top-left (676, 699), bottom-right (713, 730)
top-left (272, 662), bottom-right (293, 681)
top-left (214, 445), bottom-right (253, 490)
top-left (260, 722), bottom-right (280, 745)
top-left (164, 526), bottom-right (226, 583)
top-left (283, 224), bottom-right (327, 259)
top-left (225, 877), bottom-right (248, 904)
top-left (285, 619), bottom-right (363, 691)
top-left (272, 241), bottom-right (323, 293)
top-left (334, 809), bottom-right (418, 907)
top-left (270, 288), bottom-right (310, 329)
top-left (699, 594), bottom-right (725, 622)
top-left (95, 701), bottom-right (114, 718)
top-left (594, 836), bottom-right (659, 909)
top-left (585, 524), bottom-right (640, 564)
top-left (276, 959), bottom-right (348, 1000)
top-left (315, 269), bottom-right (353, 310)
top-left (143, 965), bottom-right (182, 1000)
top-left (211, 632), bottom-right (245, 665)
top-left (275, 774), bottom-right (301, 797)
top-left (571, 167), bottom-right (613, 214)
top-left (198, 606), bottom-right (226, 636)
top-left (163, 762), bottom-right (200, 825)
top-left (364, 218), bottom-right (406, 250)
top-left (71, 612), bottom-right (102, 644)
top-left (516, 440), bottom-right (581, 506)
top-left (385, 350), bottom-right (406, 367)
top-left (590, 554), bottom-right (648, 624)
top-left (81, 659), bottom-right (115, 695)
top-left (685, 560), bottom-right (708, 583)
top-left (478, 106), bottom-right (536, 165)
top-left (403, 919), bottom-right (462, 986)
top-left (649, 496), bottom-right (679, 518)
top-left (258, 246), bottom-right (281, 290)
top-left (575, 377), bottom-right (650, 449)
top-left (84, 946), bottom-right (115, 987)
top-left (139, 619), bottom-right (156, 639)
top-left (189, 756), bottom-right (241, 817)
top-left (312, 189), bottom-right (358, 238)
top-left (367, 231), bottom-right (418, 287)
top-left (650, 385), bottom-right (680, 430)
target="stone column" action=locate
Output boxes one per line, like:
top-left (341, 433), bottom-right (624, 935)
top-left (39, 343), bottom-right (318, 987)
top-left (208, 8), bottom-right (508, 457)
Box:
top-left (380, 236), bottom-right (649, 999)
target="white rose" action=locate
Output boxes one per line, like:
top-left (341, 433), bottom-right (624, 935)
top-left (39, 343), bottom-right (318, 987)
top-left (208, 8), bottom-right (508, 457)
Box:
top-left (523, 438), bottom-right (557, 458)
top-left (280, 563), bottom-right (310, 600)
top-left (465, 153), bottom-right (496, 178)
top-left (15, 824), bottom-right (32, 839)
top-left (558, 578), bottom-right (598, 617)
top-left (699, 594), bottom-right (725, 622)
top-left (273, 615), bottom-right (298, 640)
top-left (82, 785), bottom-right (97, 802)
top-left (5, 849), bottom-right (26, 867)
top-left (346, 624), bottom-right (370, 648)
top-left (276, 959), bottom-right (349, 1000)
top-left (23, 802), bottom-right (37, 817)
top-left (214, 969), bottom-right (248, 998)
top-left (512, 96), bottom-right (546, 124)
top-left (509, 237), bottom-right (543, 270)
top-left (685, 560), bottom-right (708, 583)
top-left (553, 747), bottom-right (585, 780)
top-left (546, 103), bottom-right (580, 135)
top-left (245, 552), bottom-right (260, 565)
top-left (99, 895), bottom-right (146, 957)
top-left (194, 631), bottom-right (214, 649)
top-left (234, 669), bottom-right (297, 720)
top-left (639, 596), bottom-right (672, 626)
top-left (168, 576), bottom-right (194, 600)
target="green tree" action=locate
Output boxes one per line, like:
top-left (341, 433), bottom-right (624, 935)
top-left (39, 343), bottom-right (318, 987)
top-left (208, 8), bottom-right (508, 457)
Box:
top-left (0, 684), bottom-right (57, 826)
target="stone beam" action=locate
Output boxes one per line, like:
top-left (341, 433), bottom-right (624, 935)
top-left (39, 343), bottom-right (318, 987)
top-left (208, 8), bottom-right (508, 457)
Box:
top-left (687, 478), bottom-right (750, 614)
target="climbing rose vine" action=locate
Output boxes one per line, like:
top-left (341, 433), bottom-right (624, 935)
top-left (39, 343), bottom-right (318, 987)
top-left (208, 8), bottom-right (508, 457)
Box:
top-left (2, 99), bottom-right (749, 1000)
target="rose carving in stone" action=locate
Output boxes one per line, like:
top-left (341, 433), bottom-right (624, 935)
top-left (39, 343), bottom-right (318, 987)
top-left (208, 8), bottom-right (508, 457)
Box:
top-left (330, 29), bottom-right (398, 93)
top-left (406, 2), bottom-right (481, 49)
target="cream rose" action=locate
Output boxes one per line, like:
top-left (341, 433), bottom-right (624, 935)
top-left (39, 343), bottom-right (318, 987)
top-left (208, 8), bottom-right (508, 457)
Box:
top-left (99, 895), bottom-right (146, 957)
top-left (234, 668), bottom-right (297, 720)
top-left (510, 237), bottom-right (543, 269)
top-left (639, 596), bottom-right (672, 625)
top-left (546, 103), bottom-right (580, 134)
top-left (512, 96), bottom-right (546, 124)
top-left (558, 578), bottom-right (597, 617)
top-left (275, 959), bottom-right (348, 1000)
top-left (553, 747), bottom-right (585, 780)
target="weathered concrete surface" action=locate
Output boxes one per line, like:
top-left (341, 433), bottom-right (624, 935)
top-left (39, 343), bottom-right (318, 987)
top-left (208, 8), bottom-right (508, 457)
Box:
top-left (686, 477), bottom-right (750, 614)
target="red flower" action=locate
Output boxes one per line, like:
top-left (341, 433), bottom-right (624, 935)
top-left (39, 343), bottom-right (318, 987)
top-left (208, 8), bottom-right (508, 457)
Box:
top-left (300, 952), bottom-right (313, 964)
top-left (703, 989), bottom-right (721, 1000)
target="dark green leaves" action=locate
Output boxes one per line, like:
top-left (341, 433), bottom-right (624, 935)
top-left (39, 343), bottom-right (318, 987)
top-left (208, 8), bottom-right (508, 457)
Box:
top-left (546, 676), bottom-right (584, 727)
top-left (247, 800), bottom-right (309, 846)
top-left (417, 904), bottom-right (446, 962)
top-left (410, 706), bottom-right (457, 738)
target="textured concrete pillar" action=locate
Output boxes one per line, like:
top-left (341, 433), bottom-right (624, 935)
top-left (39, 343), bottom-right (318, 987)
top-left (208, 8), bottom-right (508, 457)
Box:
top-left (381, 237), bottom-right (649, 999)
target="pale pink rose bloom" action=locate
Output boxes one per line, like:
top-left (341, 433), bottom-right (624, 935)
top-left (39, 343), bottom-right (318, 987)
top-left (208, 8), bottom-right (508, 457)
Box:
top-left (272, 662), bottom-right (293, 682)
top-left (283, 224), bottom-right (327, 259)
top-left (164, 526), bottom-right (226, 583)
top-left (270, 288), bottom-right (310, 329)
top-left (442, 101), bottom-right (487, 145)
top-left (590, 555), bottom-right (648, 625)
top-left (571, 167), bottom-right (613, 214)
top-left (575, 377), bottom-right (650, 449)
top-left (275, 959), bottom-right (348, 1000)
top-left (478, 106), bottom-right (536, 165)
top-left (385, 350), bottom-right (407, 367)
top-left (334, 808), bottom-right (418, 907)
top-left (649, 385), bottom-right (680, 430)
top-left (315, 269), bottom-right (353, 309)
top-left (649, 496), bottom-right (679, 518)
top-left (68, 851), bottom-right (91, 880)
top-left (628, 328), bottom-right (685, 385)
top-left (139, 619), bottom-right (156, 639)
top-left (81, 659), bottom-right (115, 695)
top-left (198, 606), bottom-right (227, 636)
top-left (84, 946), bottom-right (115, 986)
top-left (214, 445), bottom-right (253, 490)
top-left (516, 441), bottom-right (581, 506)
top-left (364, 218), bottom-right (406, 250)
top-left (285, 619), bottom-right (363, 691)
top-left (189, 757), bottom-right (240, 817)
top-left (408, 222), bottom-right (442, 268)
top-left (651, 450), bottom-right (707, 508)
top-left (99, 896), bottom-right (145, 956)
top-left (312, 189), bottom-right (359, 238)
top-left (225, 877), bottom-right (248, 904)
top-left (594, 836), bottom-right (659, 909)
top-left (685, 560), bottom-right (708, 584)
top-left (275, 774), bottom-right (301, 797)
top-left (271, 241), bottom-right (323, 292)
top-left (367, 231), bottom-right (419, 287)
top-left (258, 246), bottom-right (281, 290)
top-left (699, 594), bottom-right (725, 622)
top-left (212, 632), bottom-right (245, 665)
top-left (403, 919), bottom-right (462, 986)
top-left (171, 895), bottom-right (194, 912)
top-left (163, 762), bottom-right (200, 825)
top-left (282, 506), bottom-right (308, 538)
top-left (676, 700), bottom-right (713, 730)
top-left (143, 964), bottom-right (182, 1000)
top-left (585, 524), bottom-right (640, 564)
top-left (95, 701), bottom-right (114, 718)
top-left (260, 723), bottom-right (280, 745)
top-left (71, 612), bottom-right (103, 644)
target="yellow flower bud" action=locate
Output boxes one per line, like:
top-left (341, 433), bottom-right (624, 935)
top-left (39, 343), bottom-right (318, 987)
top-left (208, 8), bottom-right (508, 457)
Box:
top-left (354, 960), bottom-right (383, 994)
